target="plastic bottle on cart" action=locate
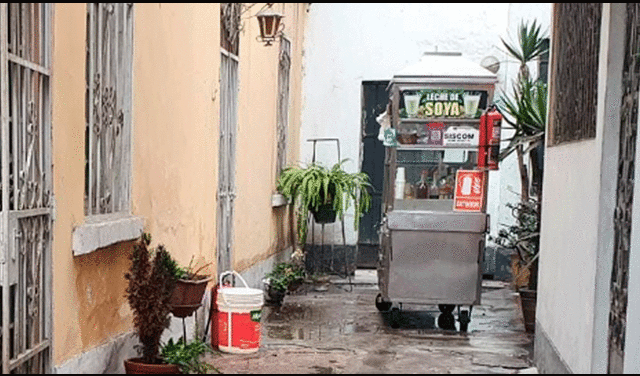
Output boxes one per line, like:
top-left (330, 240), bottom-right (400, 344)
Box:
top-left (416, 170), bottom-right (429, 199)
top-left (395, 167), bottom-right (406, 200)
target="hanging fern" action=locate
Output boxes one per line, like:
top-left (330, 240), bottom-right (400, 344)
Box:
top-left (277, 159), bottom-right (372, 245)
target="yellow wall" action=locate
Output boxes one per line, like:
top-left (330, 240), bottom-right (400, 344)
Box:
top-left (51, 3), bottom-right (306, 367)
top-left (234, 3), bottom-right (307, 272)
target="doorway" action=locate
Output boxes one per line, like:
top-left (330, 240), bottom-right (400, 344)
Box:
top-left (357, 81), bottom-right (389, 268)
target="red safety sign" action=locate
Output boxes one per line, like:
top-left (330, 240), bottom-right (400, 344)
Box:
top-left (453, 170), bottom-right (486, 212)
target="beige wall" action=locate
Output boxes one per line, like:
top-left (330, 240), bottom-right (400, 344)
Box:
top-left (233, 3), bottom-right (307, 272)
top-left (51, 3), bottom-right (306, 367)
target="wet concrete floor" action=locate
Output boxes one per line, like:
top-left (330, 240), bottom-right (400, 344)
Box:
top-left (207, 271), bottom-right (534, 374)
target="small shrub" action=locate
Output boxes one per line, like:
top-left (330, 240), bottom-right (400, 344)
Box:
top-left (265, 262), bottom-right (305, 292)
top-left (124, 234), bottom-right (177, 364)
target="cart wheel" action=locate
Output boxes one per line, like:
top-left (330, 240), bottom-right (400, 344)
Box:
top-left (438, 304), bottom-right (455, 314)
top-left (459, 310), bottom-right (470, 333)
top-left (375, 293), bottom-right (392, 312)
top-left (390, 307), bottom-right (401, 328)
top-left (437, 312), bottom-right (456, 330)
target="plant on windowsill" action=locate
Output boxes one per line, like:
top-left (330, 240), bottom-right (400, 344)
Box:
top-left (124, 233), bottom-right (181, 374)
top-left (262, 262), bottom-right (306, 306)
top-left (166, 255), bottom-right (213, 318)
top-left (276, 159), bottom-right (372, 247)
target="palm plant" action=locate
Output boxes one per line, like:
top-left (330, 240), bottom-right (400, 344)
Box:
top-left (495, 19), bottom-right (548, 292)
top-left (277, 159), bottom-right (372, 246)
top-left (497, 19), bottom-right (549, 202)
top-left (501, 20), bottom-right (549, 83)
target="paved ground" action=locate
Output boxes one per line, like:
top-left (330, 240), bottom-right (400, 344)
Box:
top-left (206, 270), bottom-right (536, 374)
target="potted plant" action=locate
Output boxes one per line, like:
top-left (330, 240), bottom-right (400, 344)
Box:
top-left (160, 337), bottom-right (218, 374)
top-left (497, 19), bottom-right (549, 203)
top-left (494, 19), bottom-right (548, 334)
top-left (166, 255), bottom-right (213, 318)
top-left (276, 159), bottom-right (372, 246)
top-left (124, 233), bottom-right (181, 374)
top-left (263, 262), bottom-right (305, 306)
top-left (490, 196), bottom-right (540, 333)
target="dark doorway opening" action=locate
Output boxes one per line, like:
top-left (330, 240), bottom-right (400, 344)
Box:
top-left (357, 81), bottom-right (389, 269)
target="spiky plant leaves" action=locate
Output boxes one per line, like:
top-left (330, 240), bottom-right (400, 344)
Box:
top-left (497, 77), bottom-right (547, 161)
top-left (501, 19), bottom-right (548, 81)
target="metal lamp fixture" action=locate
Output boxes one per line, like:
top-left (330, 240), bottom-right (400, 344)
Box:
top-left (256, 7), bottom-right (284, 46)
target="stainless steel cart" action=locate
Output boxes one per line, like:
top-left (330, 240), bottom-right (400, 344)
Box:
top-left (376, 52), bottom-right (497, 331)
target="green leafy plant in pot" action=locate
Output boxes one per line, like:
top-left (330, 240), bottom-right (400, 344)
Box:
top-left (490, 196), bottom-right (540, 333)
top-left (160, 336), bottom-right (218, 374)
top-left (124, 233), bottom-right (180, 374)
top-left (276, 159), bottom-right (372, 247)
top-left (263, 262), bottom-right (306, 306)
top-left (166, 255), bottom-right (213, 318)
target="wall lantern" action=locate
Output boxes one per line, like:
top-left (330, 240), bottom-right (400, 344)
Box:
top-left (256, 7), bottom-right (284, 46)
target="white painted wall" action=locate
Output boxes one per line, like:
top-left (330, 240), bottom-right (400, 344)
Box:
top-left (300, 3), bottom-right (551, 245)
top-left (535, 5), bottom-right (632, 374)
top-left (537, 141), bottom-right (601, 374)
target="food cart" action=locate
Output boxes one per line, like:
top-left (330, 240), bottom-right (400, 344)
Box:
top-left (375, 52), bottom-right (498, 331)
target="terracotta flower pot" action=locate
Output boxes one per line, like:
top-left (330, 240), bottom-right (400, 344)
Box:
top-left (169, 276), bottom-right (212, 318)
top-left (124, 358), bottom-right (181, 374)
top-left (519, 289), bottom-right (537, 333)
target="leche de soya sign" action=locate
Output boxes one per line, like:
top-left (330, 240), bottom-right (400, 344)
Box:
top-left (420, 89), bottom-right (465, 117)
top-left (403, 89), bottom-right (483, 119)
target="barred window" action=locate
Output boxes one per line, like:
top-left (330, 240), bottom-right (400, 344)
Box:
top-left (549, 3), bottom-right (602, 145)
top-left (84, 3), bottom-right (134, 215)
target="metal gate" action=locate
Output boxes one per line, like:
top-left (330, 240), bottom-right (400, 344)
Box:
top-left (217, 50), bottom-right (238, 275)
top-left (608, 3), bottom-right (640, 373)
top-left (0, 3), bottom-right (53, 373)
top-left (217, 3), bottom-right (241, 275)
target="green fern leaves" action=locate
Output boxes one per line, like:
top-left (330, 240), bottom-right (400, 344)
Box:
top-left (277, 159), bottom-right (372, 245)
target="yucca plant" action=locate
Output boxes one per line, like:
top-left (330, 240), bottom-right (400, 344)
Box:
top-left (497, 19), bottom-right (549, 203)
top-left (277, 159), bottom-right (372, 246)
top-left (500, 19), bottom-right (548, 83)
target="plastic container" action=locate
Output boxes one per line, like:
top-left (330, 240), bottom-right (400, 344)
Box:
top-left (215, 271), bottom-right (264, 354)
top-left (395, 167), bottom-right (406, 200)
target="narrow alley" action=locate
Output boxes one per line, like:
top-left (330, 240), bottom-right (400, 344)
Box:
top-left (207, 271), bottom-right (535, 374)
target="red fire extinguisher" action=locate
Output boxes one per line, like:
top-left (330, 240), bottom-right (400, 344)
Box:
top-left (478, 105), bottom-right (502, 170)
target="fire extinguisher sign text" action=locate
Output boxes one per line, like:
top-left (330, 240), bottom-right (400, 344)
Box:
top-left (453, 170), bottom-right (486, 212)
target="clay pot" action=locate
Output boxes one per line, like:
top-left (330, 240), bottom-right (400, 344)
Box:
top-left (519, 289), bottom-right (537, 333)
top-left (124, 358), bottom-right (181, 374)
top-left (169, 276), bottom-right (212, 318)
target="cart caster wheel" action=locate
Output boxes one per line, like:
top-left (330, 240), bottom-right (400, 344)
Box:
top-left (437, 312), bottom-right (456, 330)
top-left (458, 310), bottom-right (470, 332)
top-left (390, 307), bottom-right (401, 328)
top-left (438, 304), bottom-right (455, 314)
top-left (375, 293), bottom-right (392, 312)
